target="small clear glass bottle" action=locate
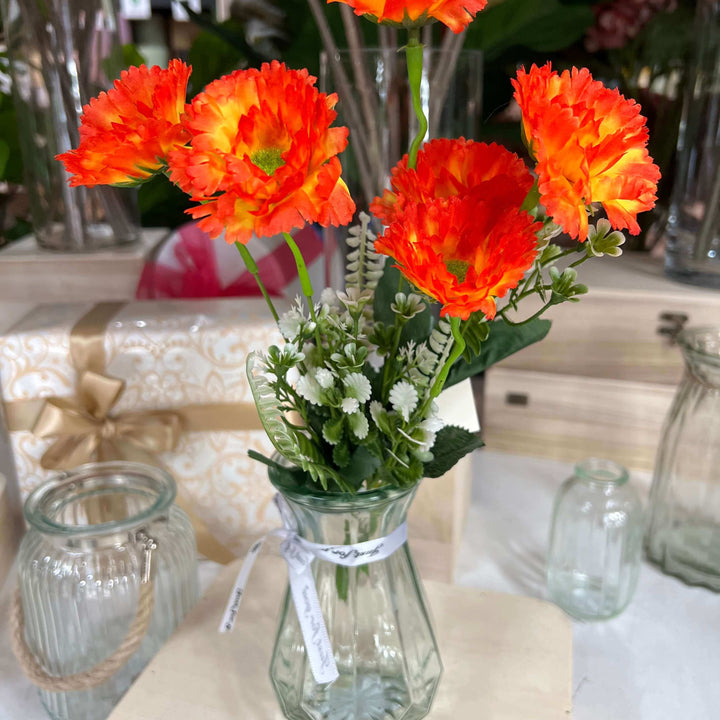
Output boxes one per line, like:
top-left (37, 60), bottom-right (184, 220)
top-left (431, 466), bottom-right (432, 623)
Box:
top-left (16, 462), bottom-right (199, 720)
top-left (547, 458), bottom-right (643, 621)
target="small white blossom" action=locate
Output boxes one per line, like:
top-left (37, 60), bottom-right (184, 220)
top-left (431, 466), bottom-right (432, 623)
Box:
top-left (280, 343), bottom-right (304, 363)
top-left (349, 412), bottom-right (369, 439)
top-left (389, 380), bottom-right (419, 422)
top-left (343, 373), bottom-right (371, 403)
top-left (341, 397), bottom-right (360, 414)
top-left (369, 400), bottom-right (384, 425)
top-left (417, 415), bottom-right (445, 453)
top-left (315, 368), bottom-right (334, 389)
top-left (320, 287), bottom-right (339, 309)
top-left (297, 374), bottom-right (322, 405)
top-left (286, 367), bottom-right (300, 386)
top-left (367, 349), bottom-right (385, 371)
top-left (278, 308), bottom-right (304, 340)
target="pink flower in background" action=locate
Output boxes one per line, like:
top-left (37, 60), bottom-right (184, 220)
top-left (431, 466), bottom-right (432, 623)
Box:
top-left (585, 0), bottom-right (677, 52)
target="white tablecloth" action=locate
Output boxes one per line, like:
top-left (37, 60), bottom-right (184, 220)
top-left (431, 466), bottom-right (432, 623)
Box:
top-left (0, 449), bottom-right (717, 719)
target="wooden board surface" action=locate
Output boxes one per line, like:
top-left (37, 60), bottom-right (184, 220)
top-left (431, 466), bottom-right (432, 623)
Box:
top-left (484, 367), bottom-right (675, 472)
top-left (0, 229), bottom-right (167, 302)
top-left (109, 553), bottom-right (572, 720)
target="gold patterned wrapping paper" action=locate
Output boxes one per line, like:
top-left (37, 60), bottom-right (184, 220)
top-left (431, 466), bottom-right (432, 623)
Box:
top-left (0, 298), bottom-right (285, 555)
top-left (0, 299), bottom-right (477, 572)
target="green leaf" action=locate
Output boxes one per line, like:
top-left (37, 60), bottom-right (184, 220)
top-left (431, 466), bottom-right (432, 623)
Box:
top-left (373, 263), bottom-right (433, 346)
top-left (187, 20), bottom-right (254, 94)
top-left (138, 174), bottom-right (192, 228)
top-left (0, 139), bottom-right (9, 179)
top-left (0, 100), bottom-right (24, 184)
top-left (466, 0), bottom-right (593, 59)
top-left (446, 317), bottom-right (551, 387)
top-left (423, 425), bottom-right (484, 479)
top-left (101, 44), bottom-right (146, 82)
top-left (253, 450), bottom-right (311, 490)
top-left (342, 445), bottom-right (382, 490)
top-left (332, 442), bottom-right (351, 468)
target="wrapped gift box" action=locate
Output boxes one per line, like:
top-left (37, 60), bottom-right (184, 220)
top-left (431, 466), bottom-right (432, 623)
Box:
top-left (0, 299), bottom-right (477, 578)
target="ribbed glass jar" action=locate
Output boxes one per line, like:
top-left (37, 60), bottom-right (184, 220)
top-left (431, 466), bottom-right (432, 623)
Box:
top-left (547, 459), bottom-right (643, 621)
top-left (269, 476), bottom-right (442, 720)
top-left (16, 462), bottom-right (199, 720)
top-left (646, 326), bottom-right (720, 589)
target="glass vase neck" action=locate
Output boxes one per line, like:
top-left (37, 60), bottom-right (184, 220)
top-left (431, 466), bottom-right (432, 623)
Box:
top-left (678, 326), bottom-right (720, 387)
top-left (24, 461), bottom-right (176, 548)
top-left (272, 481), bottom-right (418, 545)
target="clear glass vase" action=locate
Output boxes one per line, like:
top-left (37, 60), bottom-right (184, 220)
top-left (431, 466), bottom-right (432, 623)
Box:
top-left (15, 462), bottom-right (199, 720)
top-left (663, 0), bottom-right (720, 287)
top-left (547, 459), bottom-right (643, 621)
top-left (646, 326), bottom-right (720, 590)
top-left (320, 48), bottom-right (483, 212)
top-left (0, 0), bottom-right (140, 251)
top-left (269, 478), bottom-right (442, 720)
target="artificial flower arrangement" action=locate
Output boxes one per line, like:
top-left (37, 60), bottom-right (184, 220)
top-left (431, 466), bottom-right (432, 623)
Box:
top-left (56, 35), bottom-right (659, 493)
top-left (56, 1), bottom-right (659, 715)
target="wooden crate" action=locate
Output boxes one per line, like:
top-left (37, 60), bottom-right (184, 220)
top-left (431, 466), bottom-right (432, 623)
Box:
top-left (483, 367), bottom-right (675, 472)
top-left (484, 253), bottom-right (718, 470)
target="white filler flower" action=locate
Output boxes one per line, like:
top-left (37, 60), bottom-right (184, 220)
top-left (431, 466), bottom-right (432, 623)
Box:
top-left (389, 380), bottom-right (419, 422)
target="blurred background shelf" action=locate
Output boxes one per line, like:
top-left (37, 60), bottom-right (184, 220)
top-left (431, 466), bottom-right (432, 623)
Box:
top-left (0, 228), bottom-right (167, 303)
top-left (483, 252), bottom-right (720, 472)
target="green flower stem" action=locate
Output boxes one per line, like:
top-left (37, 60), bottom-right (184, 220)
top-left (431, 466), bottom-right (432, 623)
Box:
top-left (405, 30), bottom-right (427, 171)
top-left (282, 231), bottom-right (315, 312)
top-left (282, 231), bottom-right (325, 349)
top-left (501, 299), bottom-right (555, 327)
top-left (381, 317), bottom-right (408, 399)
top-left (429, 316), bottom-right (465, 400)
top-left (283, 232), bottom-right (315, 306)
top-left (234, 242), bottom-right (279, 322)
top-left (569, 253), bottom-right (591, 269)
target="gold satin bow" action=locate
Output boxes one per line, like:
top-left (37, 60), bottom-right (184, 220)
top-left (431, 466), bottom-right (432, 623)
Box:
top-left (2, 301), bottom-right (264, 565)
top-left (33, 369), bottom-right (183, 471)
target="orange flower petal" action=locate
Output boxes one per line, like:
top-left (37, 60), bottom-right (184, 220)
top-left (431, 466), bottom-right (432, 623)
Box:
top-left (373, 140), bottom-right (540, 320)
top-left (327, 0), bottom-right (487, 33)
top-left (167, 61), bottom-right (355, 243)
top-left (56, 60), bottom-right (191, 187)
top-left (512, 63), bottom-right (660, 241)
top-left (371, 138), bottom-right (534, 226)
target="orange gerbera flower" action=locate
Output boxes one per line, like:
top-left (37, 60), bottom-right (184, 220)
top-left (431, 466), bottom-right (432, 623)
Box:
top-left (375, 198), bottom-right (540, 320)
top-left (57, 60), bottom-right (191, 187)
top-left (371, 138), bottom-right (535, 225)
top-left (167, 61), bottom-right (355, 244)
top-left (512, 63), bottom-right (660, 241)
top-left (328, 0), bottom-right (486, 34)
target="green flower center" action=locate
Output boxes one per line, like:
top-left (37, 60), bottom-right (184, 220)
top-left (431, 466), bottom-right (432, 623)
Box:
top-left (445, 259), bottom-right (470, 283)
top-left (251, 147), bottom-right (285, 176)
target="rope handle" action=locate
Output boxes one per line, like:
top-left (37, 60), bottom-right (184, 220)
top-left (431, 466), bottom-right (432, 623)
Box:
top-left (10, 533), bottom-right (157, 692)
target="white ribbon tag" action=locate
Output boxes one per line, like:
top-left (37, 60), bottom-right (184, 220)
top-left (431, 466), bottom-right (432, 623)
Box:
top-left (219, 495), bottom-right (408, 685)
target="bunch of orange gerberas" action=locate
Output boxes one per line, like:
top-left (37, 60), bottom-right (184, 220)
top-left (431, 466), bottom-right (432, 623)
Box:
top-left (58, 17), bottom-right (659, 327)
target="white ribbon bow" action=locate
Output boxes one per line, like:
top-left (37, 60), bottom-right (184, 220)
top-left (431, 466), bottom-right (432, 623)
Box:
top-left (219, 494), bottom-right (408, 684)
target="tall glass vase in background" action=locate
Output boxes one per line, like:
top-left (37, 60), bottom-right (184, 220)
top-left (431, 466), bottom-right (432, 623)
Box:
top-left (646, 327), bottom-right (720, 590)
top-left (664, 0), bottom-right (720, 287)
top-left (320, 48), bottom-right (483, 213)
top-left (269, 475), bottom-right (442, 720)
top-left (1, 0), bottom-right (140, 251)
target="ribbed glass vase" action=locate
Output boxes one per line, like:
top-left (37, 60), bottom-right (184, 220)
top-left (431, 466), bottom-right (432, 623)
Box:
top-left (16, 462), bottom-right (199, 720)
top-left (646, 326), bottom-right (720, 589)
top-left (269, 477), bottom-right (442, 720)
